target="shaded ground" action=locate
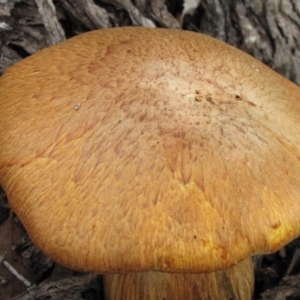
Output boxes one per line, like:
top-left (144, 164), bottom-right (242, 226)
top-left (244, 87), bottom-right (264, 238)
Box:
top-left (0, 191), bottom-right (33, 299)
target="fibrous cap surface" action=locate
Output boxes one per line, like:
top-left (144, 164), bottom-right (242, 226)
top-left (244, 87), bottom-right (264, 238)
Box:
top-left (1, 27), bottom-right (300, 273)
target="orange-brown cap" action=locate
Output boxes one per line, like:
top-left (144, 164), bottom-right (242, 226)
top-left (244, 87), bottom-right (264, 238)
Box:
top-left (1, 27), bottom-right (300, 274)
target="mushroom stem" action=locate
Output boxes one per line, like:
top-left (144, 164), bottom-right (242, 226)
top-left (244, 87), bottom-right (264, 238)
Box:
top-left (103, 257), bottom-right (254, 300)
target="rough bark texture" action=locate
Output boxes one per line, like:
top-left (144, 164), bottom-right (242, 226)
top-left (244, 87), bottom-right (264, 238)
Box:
top-left (0, 0), bottom-right (300, 84)
top-left (188, 0), bottom-right (300, 86)
top-left (12, 274), bottom-right (101, 300)
top-left (0, 1), bottom-right (300, 300)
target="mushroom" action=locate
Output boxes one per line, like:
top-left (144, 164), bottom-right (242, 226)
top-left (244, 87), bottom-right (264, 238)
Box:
top-left (1, 27), bottom-right (300, 300)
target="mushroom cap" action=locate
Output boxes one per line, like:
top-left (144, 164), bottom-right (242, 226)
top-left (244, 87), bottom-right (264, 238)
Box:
top-left (1, 27), bottom-right (300, 273)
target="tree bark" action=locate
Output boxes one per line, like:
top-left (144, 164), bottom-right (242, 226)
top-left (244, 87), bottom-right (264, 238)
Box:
top-left (1, 0), bottom-right (300, 84)
top-left (12, 274), bottom-right (101, 300)
top-left (185, 0), bottom-right (300, 85)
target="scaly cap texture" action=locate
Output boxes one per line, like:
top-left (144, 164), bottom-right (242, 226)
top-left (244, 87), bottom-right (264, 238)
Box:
top-left (0, 27), bottom-right (300, 273)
